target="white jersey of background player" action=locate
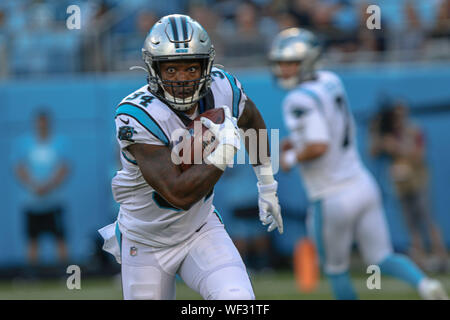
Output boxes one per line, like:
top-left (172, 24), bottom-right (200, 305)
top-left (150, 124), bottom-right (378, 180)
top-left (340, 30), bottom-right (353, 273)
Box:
top-left (282, 69), bottom-right (364, 199)
top-left (269, 28), bottom-right (447, 300)
top-left (98, 14), bottom-right (283, 300)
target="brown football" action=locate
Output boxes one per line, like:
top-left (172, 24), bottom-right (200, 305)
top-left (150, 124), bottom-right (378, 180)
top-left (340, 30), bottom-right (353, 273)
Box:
top-left (179, 108), bottom-right (225, 171)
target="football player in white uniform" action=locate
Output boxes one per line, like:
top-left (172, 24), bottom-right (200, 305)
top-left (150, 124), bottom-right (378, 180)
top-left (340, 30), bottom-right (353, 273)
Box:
top-left (269, 28), bottom-right (447, 300)
top-left (98, 14), bottom-right (283, 300)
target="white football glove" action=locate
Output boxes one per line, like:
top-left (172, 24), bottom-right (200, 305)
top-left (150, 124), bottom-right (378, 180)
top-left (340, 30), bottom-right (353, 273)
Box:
top-left (257, 181), bottom-right (283, 234)
top-left (200, 106), bottom-right (241, 171)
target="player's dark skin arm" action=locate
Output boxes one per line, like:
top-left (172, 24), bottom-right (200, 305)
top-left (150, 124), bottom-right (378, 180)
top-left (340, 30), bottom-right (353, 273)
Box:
top-left (237, 97), bottom-right (271, 166)
top-left (128, 143), bottom-right (223, 211)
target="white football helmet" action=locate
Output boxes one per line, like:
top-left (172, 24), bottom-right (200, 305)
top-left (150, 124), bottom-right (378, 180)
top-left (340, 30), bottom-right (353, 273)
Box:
top-left (268, 28), bottom-right (322, 89)
top-left (142, 14), bottom-right (215, 111)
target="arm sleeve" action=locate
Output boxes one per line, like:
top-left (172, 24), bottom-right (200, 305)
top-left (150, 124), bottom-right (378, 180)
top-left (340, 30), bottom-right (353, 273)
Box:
top-left (115, 115), bottom-right (165, 151)
top-left (234, 76), bottom-right (248, 120)
top-left (221, 70), bottom-right (248, 120)
top-left (282, 93), bottom-right (330, 148)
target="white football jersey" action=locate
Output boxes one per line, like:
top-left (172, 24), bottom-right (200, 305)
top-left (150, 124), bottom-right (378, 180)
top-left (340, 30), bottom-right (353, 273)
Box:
top-left (112, 67), bottom-right (247, 247)
top-left (283, 70), bottom-right (366, 200)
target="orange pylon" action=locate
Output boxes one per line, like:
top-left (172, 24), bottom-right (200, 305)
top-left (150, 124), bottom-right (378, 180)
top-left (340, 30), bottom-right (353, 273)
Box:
top-left (293, 238), bottom-right (319, 292)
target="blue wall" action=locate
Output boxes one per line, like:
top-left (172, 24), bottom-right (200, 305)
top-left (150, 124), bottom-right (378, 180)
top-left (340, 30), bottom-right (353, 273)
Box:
top-left (1, 63), bottom-right (450, 266)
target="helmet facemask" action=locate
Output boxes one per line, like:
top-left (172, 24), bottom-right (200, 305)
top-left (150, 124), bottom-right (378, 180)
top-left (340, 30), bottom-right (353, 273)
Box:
top-left (144, 53), bottom-right (214, 111)
top-left (141, 14), bottom-right (216, 111)
top-left (271, 60), bottom-right (303, 90)
top-left (268, 28), bottom-right (322, 90)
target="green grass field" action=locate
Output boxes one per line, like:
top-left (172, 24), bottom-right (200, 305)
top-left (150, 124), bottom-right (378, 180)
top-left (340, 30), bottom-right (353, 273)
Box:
top-left (1, 271), bottom-right (448, 300)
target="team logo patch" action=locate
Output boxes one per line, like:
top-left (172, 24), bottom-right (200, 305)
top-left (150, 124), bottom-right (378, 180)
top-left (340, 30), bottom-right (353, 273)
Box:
top-left (130, 246), bottom-right (138, 256)
top-left (118, 126), bottom-right (135, 142)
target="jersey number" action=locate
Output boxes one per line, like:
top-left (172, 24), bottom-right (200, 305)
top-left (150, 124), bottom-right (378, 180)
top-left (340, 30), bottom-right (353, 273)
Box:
top-left (211, 71), bottom-right (224, 79)
top-left (335, 95), bottom-right (351, 148)
top-left (126, 92), bottom-right (154, 107)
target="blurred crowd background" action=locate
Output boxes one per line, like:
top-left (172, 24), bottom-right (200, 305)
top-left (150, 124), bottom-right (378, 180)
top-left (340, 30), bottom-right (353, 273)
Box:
top-left (1, 0), bottom-right (450, 286)
top-left (0, 0), bottom-right (449, 77)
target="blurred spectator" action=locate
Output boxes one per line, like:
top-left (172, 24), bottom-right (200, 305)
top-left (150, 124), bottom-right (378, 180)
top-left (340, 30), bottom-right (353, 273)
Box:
top-left (212, 0), bottom-right (242, 21)
top-left (311, 1), bottom-right (340, 32)
top-left (189, 0), bottom-right (221, 31)
top-left (267, 0), bottom-right (289, 13)
top-left (0, 0), bottom-right (448, 74)
top-left (370, 101), bottom-right (449, 273)
top-left (13, 110), bottom-right (70, 267)
top-left (9, 1), bottom-right (81, 75)
top-left (0, 7), bottom-right (8, 77)
top-left (392, 0), bottom-right (426, 60)
top-left (275, 10), bottom-right (300, 31)
top-left (219, 1), bottom-right (276, 67)
top-left (135, 9), bottom-right (158, 34)
top-left (431, 0), bottom-right (450, 38)
top-left (188, 2), bottom-right (225, 62)
top-left (11, 2), bottom-right (55, 75)
top-left (426, 0), bottom-right (450, 59)
top-left (288, 0), bottom-right (316, 28)
top-left (355, 2), bottom-right (386, 55)
top-left (116, 9), bottom-right (159, 67)
top-left (79, 0), bottom-right (113, 72)
top-left (330, 0), bottom-right (359, 32)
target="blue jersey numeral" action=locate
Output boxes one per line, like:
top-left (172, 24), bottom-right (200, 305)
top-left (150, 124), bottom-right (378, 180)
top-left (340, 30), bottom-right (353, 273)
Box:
top-left (126, 92), bottom-right (154, 107)
top-left (126, 91), bottom-right (145, 100)
top-left (211, 71), bottom-right (224, 79)
top-left (139, 95), bottom-right (154, 107)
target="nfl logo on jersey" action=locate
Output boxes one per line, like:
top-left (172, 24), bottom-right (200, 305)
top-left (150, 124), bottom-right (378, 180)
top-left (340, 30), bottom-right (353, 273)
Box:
top-left (129, 246), bottom-right (138, 257)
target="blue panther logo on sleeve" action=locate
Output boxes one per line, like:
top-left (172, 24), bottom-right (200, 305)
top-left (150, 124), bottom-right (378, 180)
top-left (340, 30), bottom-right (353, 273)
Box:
top-left (118, 126), bottom-right (136, 142)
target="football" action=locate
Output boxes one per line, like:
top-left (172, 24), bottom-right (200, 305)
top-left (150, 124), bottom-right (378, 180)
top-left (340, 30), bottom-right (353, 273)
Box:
top-left (179, 108), bottom-right (225, 171)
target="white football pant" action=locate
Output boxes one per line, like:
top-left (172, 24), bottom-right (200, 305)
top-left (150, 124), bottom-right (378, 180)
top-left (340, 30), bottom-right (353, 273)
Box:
top-left (120, 212), bottom-right (255, 300)
top-left (307, 171), bottom-right (393, 275)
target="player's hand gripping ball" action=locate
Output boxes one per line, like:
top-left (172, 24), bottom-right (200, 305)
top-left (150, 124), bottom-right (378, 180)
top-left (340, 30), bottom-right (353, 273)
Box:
top-left (178, 108), bottom-right (225, 171)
